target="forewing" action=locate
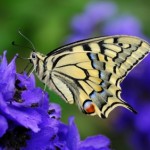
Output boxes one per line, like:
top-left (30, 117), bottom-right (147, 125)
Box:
top-left (46, 35), bottom-right (150, 118)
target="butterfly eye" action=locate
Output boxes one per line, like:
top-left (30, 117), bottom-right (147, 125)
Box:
top-left (32, 53), bottom-right (36, 59)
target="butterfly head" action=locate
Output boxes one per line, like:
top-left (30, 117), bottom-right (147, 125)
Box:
top-left (30, 51), bottom-right (46, 66)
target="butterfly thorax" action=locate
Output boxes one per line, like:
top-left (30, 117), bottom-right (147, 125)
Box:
top-left (30, 52), bottom-right (49, 80)
top-left (30, 51), bottom-right (56, 92)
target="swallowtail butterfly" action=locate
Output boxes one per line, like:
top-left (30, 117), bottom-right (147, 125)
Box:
top-left (29, 35), bottom-right (150, 118)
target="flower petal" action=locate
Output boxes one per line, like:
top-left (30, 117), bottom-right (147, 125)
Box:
top-left (21, 88), bottom-right (45, 106)
top-left (0, 93), bottom-right (8, 113)
top-left (48, 103), bottom-right (61, 119)
top-left (0, 115), bottom-right (8, 137)
top-left (16, 73), bottom-right (35, 90)
top-left (66, 117), bottom-right (80, 150)
top-left (79, 135), bottom-right (110, 149)
top-left (0, 51), bottom-right (7, 72)
top-left (5, 106), bottom-right (41, 132)
top-left (23, 127), bottom-right (56, 150)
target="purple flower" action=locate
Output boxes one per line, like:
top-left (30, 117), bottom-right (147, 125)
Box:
top-left (0, 51), bottom-right (59, 149)
top-left (0, 52), bottom-right (42, 133)
top-left (66, 1), bottom-right (117, 43)
top-left (56, 117), bottom-right (111, 150)
top-left (67, 1), bottom-right (150, 43)
top-left (79, 135), bottom-right (110, 150)
top-left (103, 15), bottom-right (142, 36)
top-left (71, 2), bottom-right (116, 34)
top-left (0, 115), bottom-right (8, 138)
top-left (0, 51), bottom-right (111, 149)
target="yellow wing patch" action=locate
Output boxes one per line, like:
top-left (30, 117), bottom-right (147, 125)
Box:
top-left (55, 53), bottom-right (90, 67)
top-left (55, 65), bottom-right (86, 79)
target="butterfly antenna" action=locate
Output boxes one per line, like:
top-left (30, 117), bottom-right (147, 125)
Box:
top-left (18, 30), bottom-right (36, 52)
top-left (16, 55), bottom-right (30, 60)
top-left (12, 41), bottom-right (34, 60)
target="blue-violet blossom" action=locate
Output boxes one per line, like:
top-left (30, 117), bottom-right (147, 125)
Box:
top-left (0, 51), bottom-right (111, 150)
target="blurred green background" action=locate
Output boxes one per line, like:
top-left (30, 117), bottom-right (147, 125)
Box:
top-left (1, 0), bottom-right (150, 149)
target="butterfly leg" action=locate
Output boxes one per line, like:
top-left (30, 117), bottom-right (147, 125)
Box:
top-left (27, 66), bottom-right (36, 77)
top-left (43, 83), bottom-right (47, 91)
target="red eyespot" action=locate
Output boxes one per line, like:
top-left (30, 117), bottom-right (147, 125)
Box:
top-left (83, 100), bottom-right (95, 114)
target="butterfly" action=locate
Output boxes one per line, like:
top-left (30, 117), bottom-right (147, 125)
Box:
top-left (29, 35), bottom-right (150, 118)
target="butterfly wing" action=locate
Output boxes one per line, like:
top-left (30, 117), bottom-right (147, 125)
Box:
top-left (45, 35), bottom-right (150, 118)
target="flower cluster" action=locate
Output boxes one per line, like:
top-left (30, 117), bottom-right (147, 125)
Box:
top-left (113, 50), bottom-right (150, 150)
top-left (66, 1), bottom-right (150, 150)
top-left (66, 1), bottom-right (147, 43)
top-left (0, 51), bottom-right (111, 150)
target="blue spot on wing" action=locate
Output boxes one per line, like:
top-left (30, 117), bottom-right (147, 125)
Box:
top-left (90, 92), bottom-right (97, 99)
top-left (89, 54), bottom-right (97, 60)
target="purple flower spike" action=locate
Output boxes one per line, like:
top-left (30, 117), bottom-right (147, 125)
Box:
top-left (71, 14), bottom-right (94, 34)
top-left (0, 51), bottom-right (60, 149)
top-left (103, 15), bottom-right (143, 36)
top-left (134, 104), bottom-right (150, 133)
top-left (68, 1), bottom-right (117, 43)
top-left (0, 51), bottom-right (111, 149)
top-left (85, 1), bottom-right (117, 24)
top-left (71, 2), bottom-right (116, 34)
